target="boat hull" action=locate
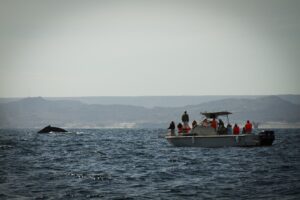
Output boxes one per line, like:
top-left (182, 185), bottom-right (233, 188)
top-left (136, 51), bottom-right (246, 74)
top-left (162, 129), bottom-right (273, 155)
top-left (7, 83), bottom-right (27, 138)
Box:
top-left (166, 134), bottom-right (271, 147)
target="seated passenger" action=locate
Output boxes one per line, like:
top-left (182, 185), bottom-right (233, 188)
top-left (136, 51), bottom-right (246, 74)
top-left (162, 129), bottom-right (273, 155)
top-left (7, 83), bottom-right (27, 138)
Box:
top-left (192, 120), bottom-right (198, 129)
top-left (242, 127), bottom-right (246, 134)
top-left (226, 124), bottom-right (232, 135)
top-left (211, 118), bottom-right (218, 130)
top-left (183, 126), bottom-right (191, 134)
top-left (218, 119), bottom-right (224, 127)
top-left (202, 118), bottom-right (209, 127)
top-left (217, 119), bottom-right (226, 134)
top-left (233, 124), bottom-right (240, 135)
top-left (177, 123), bottom-right (183, 134)
top-left (244, 120), bottom-right (252, 133)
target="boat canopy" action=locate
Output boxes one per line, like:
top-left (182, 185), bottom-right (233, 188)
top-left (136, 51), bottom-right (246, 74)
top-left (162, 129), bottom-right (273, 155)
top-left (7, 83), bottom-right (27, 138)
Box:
top-left (201, 111), bottom-right (232, 119)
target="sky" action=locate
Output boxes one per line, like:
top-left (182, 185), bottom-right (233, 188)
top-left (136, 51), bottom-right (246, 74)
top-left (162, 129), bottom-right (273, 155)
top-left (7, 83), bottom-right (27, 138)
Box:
top-left (0, 0), bottom-right (299, 97)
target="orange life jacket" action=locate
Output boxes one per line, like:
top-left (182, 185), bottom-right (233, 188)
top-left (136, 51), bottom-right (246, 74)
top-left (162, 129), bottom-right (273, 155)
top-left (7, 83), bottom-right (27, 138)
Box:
top-left (211, 119), bottom-right (217, 129)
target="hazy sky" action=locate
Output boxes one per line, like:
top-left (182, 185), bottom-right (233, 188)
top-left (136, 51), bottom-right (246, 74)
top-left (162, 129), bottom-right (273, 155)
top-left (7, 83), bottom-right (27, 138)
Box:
top-left (0, 0), bottom-right (299, 97)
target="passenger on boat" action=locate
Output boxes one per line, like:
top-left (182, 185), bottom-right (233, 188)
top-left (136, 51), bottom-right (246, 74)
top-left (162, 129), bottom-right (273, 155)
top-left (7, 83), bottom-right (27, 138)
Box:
top-left (217, 119), bottom-right (226, 134)
top-left (226, 124), bottom-right (232, 135)
top-left (183, 126), bottom-right (191, 134)
top-left (192, 120), bottom-right (198, 129)
top-left (244, 120), bottom-right (252, 133)
top-left (181, 111), bottom-right (189, 127)
top-left (211, 118), bottom-right (218, 130)
top-left (218, 119), bottom-right (224, 127)
top-left (177, 123), bottom-right (183, 134)
top-left (233, 124), bottom-right (240, 135)
top-left (168, 121), bottom-right (176, 136)
top-left (202, 118), bottom-right (209, 127)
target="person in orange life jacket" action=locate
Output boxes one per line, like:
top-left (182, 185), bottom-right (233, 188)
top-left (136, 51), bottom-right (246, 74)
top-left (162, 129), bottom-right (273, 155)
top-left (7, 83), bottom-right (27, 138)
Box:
top-left (168, 121), bottom-right (175, 135)
top-left (233, 124), bottom-right (240, 135)
top-left (211, 118), bottom-right (218, 129)
top-left (244, 120), bottom-right (252, 133)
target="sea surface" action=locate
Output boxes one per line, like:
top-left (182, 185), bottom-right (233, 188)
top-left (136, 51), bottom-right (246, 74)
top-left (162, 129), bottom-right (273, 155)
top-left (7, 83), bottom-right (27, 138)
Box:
top-left (0, 129), bottom-right (300, 200)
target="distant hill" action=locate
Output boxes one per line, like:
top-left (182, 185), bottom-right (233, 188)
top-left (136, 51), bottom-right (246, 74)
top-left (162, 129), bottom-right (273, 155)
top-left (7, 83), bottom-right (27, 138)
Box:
top-left (1, 95), bottom-right (300, 108)
top-left (0, 96), bottom-right (300, 128)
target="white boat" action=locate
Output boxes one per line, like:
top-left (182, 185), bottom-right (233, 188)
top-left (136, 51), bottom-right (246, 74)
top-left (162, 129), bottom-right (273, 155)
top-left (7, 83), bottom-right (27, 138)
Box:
top-left (166, 111), bottom-right (275, 147)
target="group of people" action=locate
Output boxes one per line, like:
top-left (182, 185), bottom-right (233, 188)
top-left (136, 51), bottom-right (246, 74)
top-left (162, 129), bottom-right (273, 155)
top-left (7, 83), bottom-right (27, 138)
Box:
top-left (231, 120), bottom-right (253, 135)
top-left (168, 111), bottom-right (253, 135)
top-left (168, 111), bottom-right (192, 135)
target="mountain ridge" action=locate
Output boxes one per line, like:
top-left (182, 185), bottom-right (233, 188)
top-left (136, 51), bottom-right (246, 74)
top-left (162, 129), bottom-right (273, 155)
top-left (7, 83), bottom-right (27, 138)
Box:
top-left (1, 95), bottom-right (300, 108)
top-left (0, 96), bottom-right (299, 128)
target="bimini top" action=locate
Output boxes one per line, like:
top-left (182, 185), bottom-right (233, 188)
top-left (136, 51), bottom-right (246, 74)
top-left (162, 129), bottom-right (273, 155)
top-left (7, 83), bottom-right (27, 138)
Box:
top-left (201, 111), bottom-right (232, 119)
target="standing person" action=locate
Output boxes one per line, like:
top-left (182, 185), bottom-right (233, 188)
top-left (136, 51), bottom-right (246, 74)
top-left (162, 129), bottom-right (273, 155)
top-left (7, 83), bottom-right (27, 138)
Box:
top-left (181, 111), bottom-right (190, 128)
top-left (233, 124), bottom-right (240, 135)
top-left (168, 121), bottom-right (175, 136)
top-left (244, 120), bottom-right (253, 133)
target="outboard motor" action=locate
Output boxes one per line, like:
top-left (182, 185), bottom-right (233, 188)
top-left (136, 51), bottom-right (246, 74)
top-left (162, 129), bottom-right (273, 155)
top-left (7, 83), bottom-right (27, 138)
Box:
top-left (258, 130), bottom-right (275, 146)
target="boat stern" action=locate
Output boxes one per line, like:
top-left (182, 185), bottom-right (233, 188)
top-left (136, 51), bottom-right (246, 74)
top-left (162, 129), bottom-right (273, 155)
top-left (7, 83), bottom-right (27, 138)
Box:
top-left (258, 130), bottom-right (275, 146)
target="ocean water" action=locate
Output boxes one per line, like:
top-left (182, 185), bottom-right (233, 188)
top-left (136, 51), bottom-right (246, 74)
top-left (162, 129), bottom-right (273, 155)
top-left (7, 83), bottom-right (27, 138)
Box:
top-left (0, 129), bottom-right (299, 200)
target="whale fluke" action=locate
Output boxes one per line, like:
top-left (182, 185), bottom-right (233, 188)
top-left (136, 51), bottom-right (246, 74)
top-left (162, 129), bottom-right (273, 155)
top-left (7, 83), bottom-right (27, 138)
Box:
top-left (38, 125), bottom-right (68, 133)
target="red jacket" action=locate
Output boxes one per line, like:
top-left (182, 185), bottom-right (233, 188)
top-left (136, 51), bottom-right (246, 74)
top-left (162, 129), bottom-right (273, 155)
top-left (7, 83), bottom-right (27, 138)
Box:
top-left (233, 126), bottom-right (240, 135)
top-left (211, 119), bottom-right (217, 129)
top-left (245, 122), bottom-right (252, 133)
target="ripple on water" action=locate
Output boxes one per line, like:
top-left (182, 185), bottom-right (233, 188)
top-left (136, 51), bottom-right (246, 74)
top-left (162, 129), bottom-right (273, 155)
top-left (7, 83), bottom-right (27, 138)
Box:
top-left (0, 129), bottom-right (300, 199)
